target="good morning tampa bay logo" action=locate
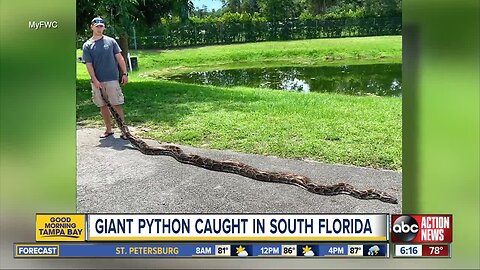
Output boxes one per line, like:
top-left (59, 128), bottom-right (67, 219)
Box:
top-left (36, 214), bottom-right (85, 241)
top-left (391, 215), bottom-right (419, 242)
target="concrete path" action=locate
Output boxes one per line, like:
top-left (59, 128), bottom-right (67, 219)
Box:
top-left (77, 127), bottom-right (402, 214)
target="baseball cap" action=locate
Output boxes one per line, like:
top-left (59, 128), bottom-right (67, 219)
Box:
top-left (91, 17), bottom-right (105, 27)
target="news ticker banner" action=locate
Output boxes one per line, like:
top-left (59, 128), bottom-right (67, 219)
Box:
top-left (36, 214), bottom-right (389, 242)
top-left (14, 243), bottom-right (389, 258)
top-left (34, 214), bottom-right (453, 243)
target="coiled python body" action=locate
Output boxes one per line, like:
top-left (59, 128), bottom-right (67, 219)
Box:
top-left (100, 90), bottom-right (398, 204)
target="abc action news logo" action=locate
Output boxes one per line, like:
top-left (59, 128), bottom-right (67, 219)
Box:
top-left (391, 215), bottom-right (452, 243)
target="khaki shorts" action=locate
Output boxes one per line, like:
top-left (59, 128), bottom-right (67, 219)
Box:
top-left (91, 80), bottom-right (125, 107)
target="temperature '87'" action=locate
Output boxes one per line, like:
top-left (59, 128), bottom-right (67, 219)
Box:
top-left (349, 247), bottom-right (360, 254)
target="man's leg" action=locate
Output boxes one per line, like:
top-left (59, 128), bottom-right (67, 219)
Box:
top-left (112, 105), bottom-right (127, 138)
top-left (103, 80), bottom-right (126, 137)
top-left (91, 83), bottom-right (113, 137)
top-left (100, 105), bottom-right (113, 135)
top-left (112, 105), bottom-right (125, 122)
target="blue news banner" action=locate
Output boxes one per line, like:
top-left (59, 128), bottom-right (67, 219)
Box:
top-left (15, 243), bottom-right (389, 258)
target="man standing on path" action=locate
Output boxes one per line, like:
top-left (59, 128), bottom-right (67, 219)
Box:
top-left (82, 17), bottom-right (129, 139)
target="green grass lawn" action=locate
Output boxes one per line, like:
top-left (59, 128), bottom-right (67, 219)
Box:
top-left (77, 36), bottom-right (402, 171)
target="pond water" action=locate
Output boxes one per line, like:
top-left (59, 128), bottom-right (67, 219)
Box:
top-left (165, 64), bottom-right (402, 97)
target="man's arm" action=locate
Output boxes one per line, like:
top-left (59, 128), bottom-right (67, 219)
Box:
top-left (86, 63), bottom-right (102, 89)
top-left (83, 46), bottom-right (102, 89)
top-left (115, 53), bottom-right (129, 85)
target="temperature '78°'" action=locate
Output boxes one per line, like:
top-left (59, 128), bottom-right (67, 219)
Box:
top-left (429, 246), bottom-right (444, 255)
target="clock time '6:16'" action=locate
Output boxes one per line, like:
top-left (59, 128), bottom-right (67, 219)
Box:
top-left (400, 246), bottom-right (418, 255)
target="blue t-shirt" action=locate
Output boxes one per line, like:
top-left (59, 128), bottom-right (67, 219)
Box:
top-left (82, 35), bottom-right (122, 82)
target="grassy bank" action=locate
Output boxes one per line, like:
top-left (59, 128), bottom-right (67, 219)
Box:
top-left (77, 79), bottom-right (401, 170)
top-left (77, 36), bottom-right (402, 170)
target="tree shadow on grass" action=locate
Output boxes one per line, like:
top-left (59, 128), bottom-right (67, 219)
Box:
top-left (76, 78), bottom-right (268, 127)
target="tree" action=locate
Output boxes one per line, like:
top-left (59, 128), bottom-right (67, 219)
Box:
top-left (258, 0), bottom-right (299, 21)
top-left (363, 0), bottom-right (401, 17)
top-left (194, 5), bottom-right (209, 17)
top-left (221, 0), bottom-right (242, 13)
top-left (302, 0), bottom-right (338, 15)
top-left (241, 0), bottom-right (259, 14)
